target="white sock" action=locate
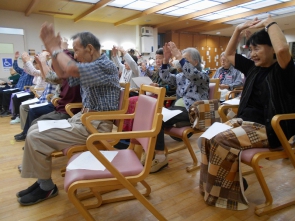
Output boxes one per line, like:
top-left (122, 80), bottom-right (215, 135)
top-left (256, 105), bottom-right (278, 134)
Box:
top-left (155, 154), bottom-right (166, 162)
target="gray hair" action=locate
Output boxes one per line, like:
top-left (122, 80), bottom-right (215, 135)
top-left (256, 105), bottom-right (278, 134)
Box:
top-left (71, 32), bottom-right (101, 51)
top-left (172, 60), bottom-right (182, 70)
top-left (182, 47), bottom-right (202, 71)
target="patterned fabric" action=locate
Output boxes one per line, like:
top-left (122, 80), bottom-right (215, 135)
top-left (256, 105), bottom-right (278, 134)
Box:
top-left (13, 60), bottom-right (34, 90)
top-left (37, 83), bottom-right (57, 104)
top-left (160, 58), bottom-right (209, 111)
top-left (68, 53), bottom-right (120, 112)
top-left (189, 99), bottom-right (220, 130)
top-left (199, 118), bottom-right (269, 210)
top-left (123, 96), bottom-right (138, 131)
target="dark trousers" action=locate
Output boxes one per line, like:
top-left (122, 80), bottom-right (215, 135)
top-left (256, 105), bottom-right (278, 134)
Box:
top-left (22, 103), bottom-right (55, 135)
top-left (155, 106), bottom-right (189, 151)
top-left (12, 92), bottom-right (35, 115)
top-left (0, 88), bottom-right (20, 110)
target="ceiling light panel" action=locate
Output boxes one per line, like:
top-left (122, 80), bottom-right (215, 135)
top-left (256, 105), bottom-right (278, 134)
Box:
top-left (214, 6), bottom-right (251, 16)
top-left (156, 6), bottom-right (179, 14)
top-left (175, 0), bottom-right (202, 8)
top-left (239, 0), bottom-right (282, 10)
top-left (108, 0), bottom-right (137, 8)
top-left (185, 1), bottom-right (221, 11)
top-left (123, 1), bottom-right (158, 10)
top-left (269, 5), bottom-right (295, 15)
top-left (245, 13), bottom-right (272, 20)
top-left (165, 8), bottom-right (195, 16)
top-left (195, 13), bottom-right (228, 21)
top-left (213, 0), bottom-right (231, 2)
top-left (145, 0), bottom-right (169, 3)
top-left (224, 18), bottom-right (249, 25)
top-left (72, 0), bottom-right (100, 3)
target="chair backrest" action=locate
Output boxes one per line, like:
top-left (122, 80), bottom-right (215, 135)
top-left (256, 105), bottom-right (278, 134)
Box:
top-left (209, 78), bottom-right (220, 100)
top-left (114, 82), bottom-right (130, 127)
top-left (131, 85), bottom-right (165, 153)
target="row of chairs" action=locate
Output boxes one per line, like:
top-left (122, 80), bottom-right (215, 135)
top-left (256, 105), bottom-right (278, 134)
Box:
top-left (48, 80), bottom-right (294, 220)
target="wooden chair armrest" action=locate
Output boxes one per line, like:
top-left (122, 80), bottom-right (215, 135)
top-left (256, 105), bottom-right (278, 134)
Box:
top-left (271, 113), bottom-right (295, 168)
top-left (52, 98), bottom-right (61, 107)
top-left (65, 103), bottom-right (83, 117)
top-left (218, 104), bottom-right (239, 123)
top-left (225, 90), bottom-right (243, 100)
top-left (164, 96), bottom-right (176, 101)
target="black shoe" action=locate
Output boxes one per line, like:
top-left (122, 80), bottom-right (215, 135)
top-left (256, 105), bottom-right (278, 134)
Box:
top-left (16, 181), bottom-right (39, 198)
top-left (243, 177), bottom-right (248, 191)
top-left (0, 110), bottom-right (11, 117)
top-left (11, 115), bottom-right (17, 120)
top-left (15, 133), bottom-right (26, 142)
top-left (14, 132), bottom-right (24, 138)
top-left (18, 185), bottom-right (58, 206)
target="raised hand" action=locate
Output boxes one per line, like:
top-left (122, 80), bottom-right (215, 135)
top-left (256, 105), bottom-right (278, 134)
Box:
top-left (163, 43), bottom-right (172, 64)
top-left (14, 51), bottom-right (20, 60)
top-left (236, 17), bottom-right (261, 32)
top-left (21, 52), bottom-right (30, 63)
top-left (167, 42), bottom-right (182, 60)
top-left (40, 22), bottom-right (62, 54)
top-left (112, 45), bottom-right (118, 56)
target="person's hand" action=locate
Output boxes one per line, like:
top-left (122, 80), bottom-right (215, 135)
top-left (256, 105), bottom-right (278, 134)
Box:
top-left (236, 17), bottom-right (261, 32)
top-left (150, 82), bottom-right (159, 87)
top-left (21, 52), bottom-right (30, 63)
top-left (245, 30), bottom-right (252, 40)
top-left (163, 43), bottom-right (172, 64)
top-left (117, 46), bottom-right (126, 55)
top-left (14, 51), bottom-right (20, 60)
top-left (40, 22), bottom-right (62, 54)
top-left (219, 84), bottom-right (229, 90)
top-left (34, 52), bottom-right (47, 64)
top-left (167, 42), bottom-right (182, 60)
top-left (249, 14), bottom-right (274, 29)
top-left (112, 45), bottom-right (118, 56)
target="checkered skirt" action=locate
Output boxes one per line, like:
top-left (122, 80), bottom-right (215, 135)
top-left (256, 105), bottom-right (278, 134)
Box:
top-left (199, 118), bottom-right (269, 210)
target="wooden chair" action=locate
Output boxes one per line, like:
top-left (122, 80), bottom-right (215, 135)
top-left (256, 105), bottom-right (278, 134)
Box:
top-left (64, 85), bottom-right (167, 221)
top-left (51, 82), bottom-right (130, 159)
top-left (164, 78), bottom-right (221, 172)
top-left (218, 104), bottom-right (295, 216)
top-left (24, 85), bottom-right (44, 98)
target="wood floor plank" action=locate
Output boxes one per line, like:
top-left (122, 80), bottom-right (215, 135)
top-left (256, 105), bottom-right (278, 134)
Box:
top-left (1, 116), bottom-right (295, 220)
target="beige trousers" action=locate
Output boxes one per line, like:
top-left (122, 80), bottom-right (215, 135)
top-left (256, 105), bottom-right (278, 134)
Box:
top-left (21, 112), bottom-right (113, 179)
top-left (19, 104), bottom-right (30, 130)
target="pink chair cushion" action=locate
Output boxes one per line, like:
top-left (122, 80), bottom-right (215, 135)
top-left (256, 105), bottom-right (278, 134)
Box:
top-left (132, 95), bottom-right (157, 153)
top-left (164, 126), bottom-right (192, 136)
top-left (64, 149), bottom-right (143, 191)
top-left (241, 148), bottom-right (270, 164)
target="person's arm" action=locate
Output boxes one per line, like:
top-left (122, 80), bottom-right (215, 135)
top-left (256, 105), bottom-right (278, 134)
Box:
top-left (225, 18), bottom-right (260, 66)
top-left (121, 50), bottom-right (140, 77)
top-left (111, 46), bottom-right (124, 72)
top-left (40, 23), bottom-right (80, 78)
top-left (250, 15), bottom-right (291, 69)
top-left (13, 51), bottom-right (23, 75)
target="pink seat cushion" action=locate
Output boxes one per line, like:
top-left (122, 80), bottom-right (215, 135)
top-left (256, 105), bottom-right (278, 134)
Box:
top-left (241, 148), bottom-right (270, 164)
top-left (164, 126), bottom-right (192, 136)
top-left (64, 149), bottom-right (143, 191)
top-left (209, 83), bottom-right (216, 99)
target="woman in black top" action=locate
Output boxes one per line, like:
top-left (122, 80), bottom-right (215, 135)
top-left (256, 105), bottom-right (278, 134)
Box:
top-left (199, 15), bottom-right (295, 210)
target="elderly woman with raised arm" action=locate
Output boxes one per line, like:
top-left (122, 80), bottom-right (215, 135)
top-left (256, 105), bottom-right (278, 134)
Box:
top-left (199, 15), bottom-right (295, 210)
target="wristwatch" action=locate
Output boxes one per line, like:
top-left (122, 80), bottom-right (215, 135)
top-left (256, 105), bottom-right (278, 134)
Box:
top-left (52, 49), bottom-right (63, 59)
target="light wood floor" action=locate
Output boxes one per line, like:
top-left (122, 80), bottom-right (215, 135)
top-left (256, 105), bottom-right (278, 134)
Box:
top-left (1, 116), bottom-right (295, 221)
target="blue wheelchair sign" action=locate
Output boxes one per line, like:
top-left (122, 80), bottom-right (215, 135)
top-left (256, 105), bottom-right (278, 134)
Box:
top-left (2, 58), bottom-right (13, 68)
top-left (2, 58), bottom-right (13, 71)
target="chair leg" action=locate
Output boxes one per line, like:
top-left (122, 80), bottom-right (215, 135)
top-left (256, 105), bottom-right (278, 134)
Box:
top-left (68, 187), bottom-right (96, 221)
top-left (182, 136), bottom-right (200, 172)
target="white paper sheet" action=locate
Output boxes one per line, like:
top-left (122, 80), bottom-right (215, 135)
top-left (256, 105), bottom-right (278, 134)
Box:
top-left (162, 107), bottom-right (182, 122)
top-left (21, 97), bottom-right (39, 105)
top-left (37, 119), bottom-right (72, 132)
top-left (29, 102), bottom-right (48, 109)
top-left (223, 98), bottom-right (240, 105)
top-left (66, 151), bottom-right (118, 171)
top-left (131, 77), bottom-right (153, 88)
top-left (197, 122), bottom-right (232, 148)
top-left (3, 88), bottom-right (19, 91)
top-left (16, 92), bottom-right (30, 98)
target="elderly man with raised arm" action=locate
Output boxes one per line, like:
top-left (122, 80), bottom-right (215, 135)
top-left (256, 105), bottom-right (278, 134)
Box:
top-left (16, 23), bottom-right (120, 206)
